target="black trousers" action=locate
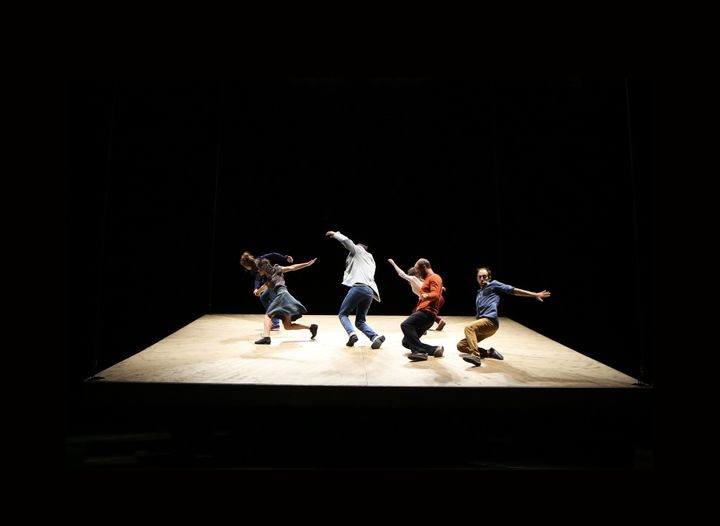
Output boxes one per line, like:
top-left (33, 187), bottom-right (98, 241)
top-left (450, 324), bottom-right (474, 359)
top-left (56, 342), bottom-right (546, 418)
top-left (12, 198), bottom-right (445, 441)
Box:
top-left (400, 309), bottom-right (437, 354)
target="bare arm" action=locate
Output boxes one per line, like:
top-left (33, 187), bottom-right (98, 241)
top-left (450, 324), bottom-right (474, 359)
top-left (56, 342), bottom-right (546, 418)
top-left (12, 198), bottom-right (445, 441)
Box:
top-left (388, 259), bottom-right (413, 281)
top-left (513, 288), bottom-right (551, 302)
top-left (389, 259), bottom-right (423, 296)
top-left (279, 258), bottom-right (317, 273)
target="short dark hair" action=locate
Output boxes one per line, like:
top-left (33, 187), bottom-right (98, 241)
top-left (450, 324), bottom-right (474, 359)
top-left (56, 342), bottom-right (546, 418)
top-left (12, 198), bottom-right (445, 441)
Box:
top-left (476, 266), bottom-right (492, 279)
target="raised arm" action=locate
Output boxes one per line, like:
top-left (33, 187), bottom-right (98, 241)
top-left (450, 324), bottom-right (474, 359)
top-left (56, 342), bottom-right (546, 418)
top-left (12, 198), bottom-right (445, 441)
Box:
top-left (388, 259), bottom-right (413, 281)
top-left (326, 230), bottom-right (357, 254)
top-left (280, 258), bottom-right (318, 273)
top-left (513, 288), bottom-right (551, 302)
top-left (389, 259), bottom-right (423, 295)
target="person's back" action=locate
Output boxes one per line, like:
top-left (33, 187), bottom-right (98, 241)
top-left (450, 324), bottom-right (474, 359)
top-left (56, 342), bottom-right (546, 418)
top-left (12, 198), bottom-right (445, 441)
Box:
top-left (333, 233), bottom-right (380, 302)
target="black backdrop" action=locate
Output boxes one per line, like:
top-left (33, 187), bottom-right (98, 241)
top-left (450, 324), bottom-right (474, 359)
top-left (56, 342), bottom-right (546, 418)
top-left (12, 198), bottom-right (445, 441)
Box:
top-left (66, 78), bottom-right (651, 389)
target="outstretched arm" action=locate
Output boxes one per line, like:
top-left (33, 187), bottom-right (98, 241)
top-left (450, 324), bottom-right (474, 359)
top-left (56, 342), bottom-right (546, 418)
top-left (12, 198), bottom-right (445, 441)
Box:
top-left (280, 258), bottom-right (317, 273)
top-left (513, 288), bottom-right (551, 302)
top-left (326, 230), bottom-right (357, 254)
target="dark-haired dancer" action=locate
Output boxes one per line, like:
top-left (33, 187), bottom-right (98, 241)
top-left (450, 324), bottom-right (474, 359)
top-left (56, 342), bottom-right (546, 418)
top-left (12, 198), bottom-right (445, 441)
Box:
top-left (253, 257), bottom-right (319, 345)
top-left (240, 251), bottom-right (293, 330)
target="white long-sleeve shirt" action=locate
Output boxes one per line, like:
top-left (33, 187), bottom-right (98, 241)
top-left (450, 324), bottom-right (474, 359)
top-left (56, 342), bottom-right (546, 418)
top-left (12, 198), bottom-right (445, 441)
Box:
top-left (332, 231), bottom-right (381, 302)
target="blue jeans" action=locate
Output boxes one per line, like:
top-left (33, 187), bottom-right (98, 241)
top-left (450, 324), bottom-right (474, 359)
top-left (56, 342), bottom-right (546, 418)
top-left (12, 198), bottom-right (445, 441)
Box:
top-left (338, 285), bottom-right (378, 341)
top-left (259, 288), bottom-right (280, 327)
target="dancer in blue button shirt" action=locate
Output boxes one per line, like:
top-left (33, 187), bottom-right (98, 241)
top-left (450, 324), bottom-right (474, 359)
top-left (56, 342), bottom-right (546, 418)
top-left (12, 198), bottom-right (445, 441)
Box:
top-left (458, 266), bottom-right (551, 366)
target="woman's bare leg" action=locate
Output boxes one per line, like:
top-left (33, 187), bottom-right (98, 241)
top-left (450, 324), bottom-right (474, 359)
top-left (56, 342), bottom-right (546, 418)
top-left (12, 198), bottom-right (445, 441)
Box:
top-left (283, 317), bottom-right (308, 330)
top-left (263, 315), bottom-right (273, 337)
top-left (254, 315), bottom-right (274, 344)
top-left (282, 317), bottom-right (318, 339)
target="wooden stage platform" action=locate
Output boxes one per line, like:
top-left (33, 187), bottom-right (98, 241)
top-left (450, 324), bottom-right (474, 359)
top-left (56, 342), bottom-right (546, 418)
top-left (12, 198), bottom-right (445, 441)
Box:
top-left (91, 315), bottom-right (637, 388)
top-left (69, 316), bottom-right (652, 470)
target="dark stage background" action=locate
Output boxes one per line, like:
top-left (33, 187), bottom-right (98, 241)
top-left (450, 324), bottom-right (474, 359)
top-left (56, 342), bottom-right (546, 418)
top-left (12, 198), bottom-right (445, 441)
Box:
top-left (66, 78), bottom-right (652, 390)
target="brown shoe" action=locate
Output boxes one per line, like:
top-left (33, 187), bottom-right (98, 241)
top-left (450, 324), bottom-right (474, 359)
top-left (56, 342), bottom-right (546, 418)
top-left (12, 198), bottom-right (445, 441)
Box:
top-left (436, 319), bottom-right (446, 331)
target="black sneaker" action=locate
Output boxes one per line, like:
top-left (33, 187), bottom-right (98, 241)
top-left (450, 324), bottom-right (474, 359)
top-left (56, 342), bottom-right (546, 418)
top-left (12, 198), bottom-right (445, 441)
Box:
top-left (487, 347), bottom-right (504, 360)
top-left (433, 345), bottom-right (444, 357)
top-left (371, 335), bottom-right (385, 349)
top-left (408, 352), bottom-right (428, 361)
top-left (462, 354), bottom-right (482, 367)
top-left (346, 334), bottom-right (359, 347)
top-left (255, 336), bottom-right (271, 345)
top-left (310, 324), bottom-right (318, 339)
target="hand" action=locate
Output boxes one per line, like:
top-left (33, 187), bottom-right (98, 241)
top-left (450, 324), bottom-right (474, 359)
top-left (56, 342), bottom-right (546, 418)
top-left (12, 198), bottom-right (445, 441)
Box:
top-left (287, 256), bottom-right (294, 263)
top-left (536, 290), bottom-right (551, 302)
top-left (388, 258), bottom-right (395, 265)
top-left (325, 231), bottom-right (336, 237)
top-left (307, 258), bottom-right (317, 266)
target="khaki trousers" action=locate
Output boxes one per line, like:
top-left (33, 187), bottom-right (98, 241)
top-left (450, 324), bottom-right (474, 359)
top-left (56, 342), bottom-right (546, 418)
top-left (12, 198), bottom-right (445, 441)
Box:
top-left (456, 318), bottom-right (498, 357)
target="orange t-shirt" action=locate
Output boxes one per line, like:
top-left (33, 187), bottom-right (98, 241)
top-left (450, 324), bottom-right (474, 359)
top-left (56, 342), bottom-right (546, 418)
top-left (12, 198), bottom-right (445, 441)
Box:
top-left (415, 274), bottom-right (443, 316)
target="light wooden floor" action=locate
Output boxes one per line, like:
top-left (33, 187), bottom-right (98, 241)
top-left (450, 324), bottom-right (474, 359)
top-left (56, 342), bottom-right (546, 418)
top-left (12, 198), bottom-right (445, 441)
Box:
top-left (93, 315), bottom-right (638, 387)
